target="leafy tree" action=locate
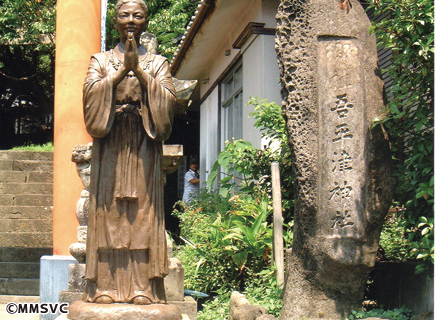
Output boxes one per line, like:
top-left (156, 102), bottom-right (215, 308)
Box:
top-left (0, 0), bottom-right (56, 148)
top-left (0, 0), bottom-right (195, 149)
top-left (106, 0), bottom-right (198, 59)
top-left (368, 0), bottom-right (434, 275)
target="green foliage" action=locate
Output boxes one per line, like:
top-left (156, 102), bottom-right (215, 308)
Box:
top-left (379, 212), bottom-right (413, 261)
top-left (0, 0), bottom-right (56, 50)
top-left (106, 0), bottom-right (197, 59)
top-left (174, 192), bottom-right (274, 292)
top-left (197, 295), bottom-right (230, 320)
top-left (147, 0), bottom-right (198, 59)
top-left (243, 267), bottom-right (283, 317)
top-left (173, 191), bottom-right (283, 318)
top-left (0, 0), bottom-right (56, 148)
top-left (11, 142), bottom-right (54, 151)
top-left (207, 98), bottom-right (294, 222)
top-left (348, 306), bottom-right (412, 320)
top-left (409, 216), bottom-right (434, 275)
top-left (368, 0), bottom-right (434, 275)
top-left (196, 268), bottom-right (283, 320)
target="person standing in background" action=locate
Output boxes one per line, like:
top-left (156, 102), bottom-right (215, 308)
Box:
top-left (182, 159), bottom-right (199, 203)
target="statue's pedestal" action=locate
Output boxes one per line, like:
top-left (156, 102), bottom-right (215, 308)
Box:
top-left (59, 257), bottom-right (197, 319)
top-left (67, 300), bottom-right (182, 319)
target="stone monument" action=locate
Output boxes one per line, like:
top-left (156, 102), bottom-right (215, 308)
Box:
top-left (275, 0), bottom-right (394, 318)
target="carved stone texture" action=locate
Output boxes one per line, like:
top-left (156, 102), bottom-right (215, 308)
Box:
top-left (256, 316), bottom-right (277, 320)
top-left (70, 144), bottom-right (92, 262)
top-left (232, 305), bottom-right (267, 320)
top-left (164, 258), bottom-right (185, 301)
top-left (67, 300), bottom-right (182, 320)
top-left (229, 291), bottom-right (250, 320)
top-left (229, 292), bottom-right (268, 320)
top-left (71, 143), bottom-right (92, 226)
top-left (275, 0), bottom-right (394, 318)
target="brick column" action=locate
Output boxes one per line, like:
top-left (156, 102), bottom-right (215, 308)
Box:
top-left (53, 0), bottom-right (100, 255)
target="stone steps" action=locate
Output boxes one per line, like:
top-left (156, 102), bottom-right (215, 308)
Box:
top-left (0, 151), bottom-right (53, 161)
top-left (0, 219), bottom-right (52, 233)
top-left (0, 151), bottom-right (54, 297)
top-left (0, 194), bottom-right (53, 206)
top-left (0, 233), bottom-right (53, 248)
top-left (0, 247), bottom-right (53, 263)
top-left (0, 206), bottom-right (52, 219)
top-left (0, 262), bottom-right (40, 279)
top-left (0, 278), bottom-right (40, 296)
top-left (1, 183), bottom-right (52, 195)
top-left (0, 171), bottom-right (52, 183)
top-left (0, 160), bottom-right (53, 172)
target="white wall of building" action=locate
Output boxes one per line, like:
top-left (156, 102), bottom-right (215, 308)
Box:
top-left (242, 34), bottom-right (282, 149)
top-left (198, 33), bottom-right (281, 185)
top-left (190, 0), bottom-right (282, 187)
top-left (199, 87), bottom-right (219, 187)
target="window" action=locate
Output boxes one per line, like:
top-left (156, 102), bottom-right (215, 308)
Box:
top-left (221, 63), bottom-right (243, 147)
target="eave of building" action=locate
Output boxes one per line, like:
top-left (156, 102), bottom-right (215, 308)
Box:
top-left (170, 0), bottom-right (216, 76)
top-left (171, 0), bottom-right (275, 82)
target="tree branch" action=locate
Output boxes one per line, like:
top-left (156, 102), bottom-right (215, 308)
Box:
top-left (0, 70), bottom-right (41, 81)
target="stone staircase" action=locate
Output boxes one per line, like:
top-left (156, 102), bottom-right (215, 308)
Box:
top-left (0, 151), bottom-right (53, 296)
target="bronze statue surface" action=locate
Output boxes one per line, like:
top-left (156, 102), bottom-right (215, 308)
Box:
top-left (83, 0), bottom-right (176, 305)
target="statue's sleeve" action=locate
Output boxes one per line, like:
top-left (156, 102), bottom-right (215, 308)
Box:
top-left (83, 54), bottom-right (116, 138)
top-left (141, 57), bottom-right (176, 141)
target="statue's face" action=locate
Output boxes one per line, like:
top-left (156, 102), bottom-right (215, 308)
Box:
top-left (116, 2), bottom-right (147, 41)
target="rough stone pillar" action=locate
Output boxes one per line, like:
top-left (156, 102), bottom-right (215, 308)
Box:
top-left (275, 0), bottom-right (394, 318)
top-left (53, 0), bottom-right (99, 255)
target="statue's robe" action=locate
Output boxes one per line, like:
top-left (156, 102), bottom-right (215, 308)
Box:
top-left (83, 50), bottom-right (176, 303)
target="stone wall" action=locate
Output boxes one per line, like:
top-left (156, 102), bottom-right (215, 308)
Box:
top-left (0, 151), bottom-right (53, 295)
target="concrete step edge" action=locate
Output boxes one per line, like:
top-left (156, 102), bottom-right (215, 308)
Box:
top-left (0, 150), bottom-right (53, 161)
top-left (0, 182), bottom-right (53, 185)
top-left (0, 295), bottom-right (39, 303)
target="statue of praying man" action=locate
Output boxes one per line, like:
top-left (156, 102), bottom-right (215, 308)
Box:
top-left (82, 0), bottom-right (176, 305)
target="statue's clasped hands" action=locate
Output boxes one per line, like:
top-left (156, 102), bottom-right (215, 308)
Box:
top-left (113, 31), bottom-right (150, 90)
top-left (123, 32), bottom-right (140, 74)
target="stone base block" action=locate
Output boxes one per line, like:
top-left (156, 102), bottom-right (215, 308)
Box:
top-left (164, 258), bottom-right (184, 301)
top-left (59, 291), bottom-right (83, 305)
top-left (67, 263), bottom-right (86, 292)
top-left (170, 297), bottom-right (197, 320)
top-left (67, 300), bottom-right (182, 320)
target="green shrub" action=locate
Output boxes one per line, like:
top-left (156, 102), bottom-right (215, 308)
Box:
top-left (195, 267), bottom-right (283, 320)
top-left (368, 0), bottom-right (434, 275)
top-left (379, 212), bottom-right (413, 261)
top-left (197, 294), bottom-right (230, 320)
top-left (174, 192), bottom-right (274, 293)
top-left (348, 306), bottom-right (412, 320)
top-left (11, 142), bottom-right (53, 151)
top-left (173, 191), bottom-right (283, 318)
